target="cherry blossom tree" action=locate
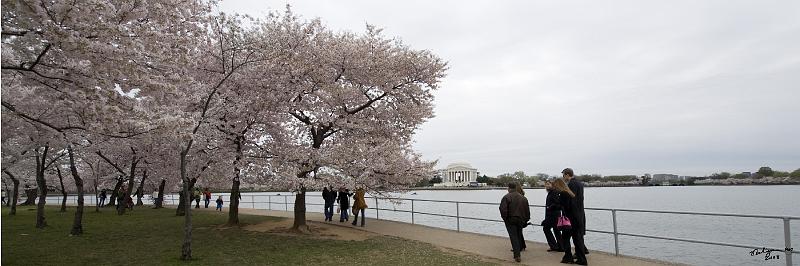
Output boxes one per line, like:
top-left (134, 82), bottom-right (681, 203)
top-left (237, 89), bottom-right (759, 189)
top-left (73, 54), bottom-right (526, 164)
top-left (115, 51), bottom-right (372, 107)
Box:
top-left (251, 12), bottom-right (447, 231)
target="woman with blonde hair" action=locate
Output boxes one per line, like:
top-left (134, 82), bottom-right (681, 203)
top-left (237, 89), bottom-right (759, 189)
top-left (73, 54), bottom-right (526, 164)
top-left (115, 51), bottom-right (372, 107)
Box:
top-left (351, 187), bottom-right (368, 227)
top-left (553, 179), bottom-right (586, 265)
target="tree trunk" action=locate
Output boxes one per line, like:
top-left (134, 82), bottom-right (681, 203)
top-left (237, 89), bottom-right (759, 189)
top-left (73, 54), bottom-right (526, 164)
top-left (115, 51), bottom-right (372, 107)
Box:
top-left (180, 147), bottom-right (193, 260)
top-left (3, 170), bottom-right (20, 215)
top-left (291, 186), bottom-right (307, 231)
top-left (175, 178), bottom-right (196, 216)
top-left (227, 136), bottom-right (243, 225)
top-left (67, 146), bottom-right (84, 235)
top-left (227, 176), bottom-right (240, 225)
top-left (119, 158), bottom-right (138, 215)
top-left (107, 178), bottom-right (124, 207)
top-left (136, 170), bottom-right (147, 206)
top-left (154, 179), bottom-right (165, 209)
top-left (21, 188), bottom-right (37, 205)
top-left (57, 167), bottom-right (67, 212)
top-left (94, 178), bottom-right (100, 213)
top-left (35, 147), bottom-right (49, 229)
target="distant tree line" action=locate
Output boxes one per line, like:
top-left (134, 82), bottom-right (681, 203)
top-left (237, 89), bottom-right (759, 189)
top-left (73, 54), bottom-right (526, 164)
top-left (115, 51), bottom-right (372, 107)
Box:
top-left (414, 166), bottom-right (800, 187)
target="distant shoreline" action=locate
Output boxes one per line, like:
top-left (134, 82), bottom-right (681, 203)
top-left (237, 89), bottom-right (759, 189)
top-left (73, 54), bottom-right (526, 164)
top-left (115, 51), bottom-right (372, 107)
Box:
top-left (409, 182), bottom-right (800, 190)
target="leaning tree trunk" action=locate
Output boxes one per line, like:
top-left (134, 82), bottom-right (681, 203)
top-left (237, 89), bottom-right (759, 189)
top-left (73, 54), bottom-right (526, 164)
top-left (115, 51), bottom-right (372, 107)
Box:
top-left (179, 147), bottom-right (193, 260)
top-left (227, 176), bottom-right (240, 225)
top-left (67, 146), bottom-right (84, 235)
top-left (57, 167), bottom-right (67, 212)
top-left (107, 178), bottom-right (124, 207)
top-left (136, 170), bottom-right (147, 206)
top-left (21, 188), bottom-right (37, 205)
top-left (154, 179), bottom-right (165, 209)
top-left (3, 170), bottom-right (20, 215)
top-left (291, 186), bottom-right (308, 231)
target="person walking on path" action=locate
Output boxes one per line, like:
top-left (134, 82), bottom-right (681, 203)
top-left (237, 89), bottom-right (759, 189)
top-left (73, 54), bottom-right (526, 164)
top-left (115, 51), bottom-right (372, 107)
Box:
top-left (203, 188), bottom-right (211, 208)
top-left (215, 196), bottom-right (224, 211)
top-left (193, 188), bottom-right (201, 208)
top-left (563, 168), bottom-right (589, 255)
top-left (499, 183), bottom-right (530, 263)
top-left (337, 188), bottom-right (352, 222)
top-left (351, 187), bottom-right (368, 227)
top-left (99, 189), bottom-right (107, 207)
top-left (554, 178), bottom-right (587, 265)
top-left (322, 187), bottom-right (337, 222)
top-left (515, 184), bottom-right (528, 251)
top-left (542, 180), bottom-right (563, 252)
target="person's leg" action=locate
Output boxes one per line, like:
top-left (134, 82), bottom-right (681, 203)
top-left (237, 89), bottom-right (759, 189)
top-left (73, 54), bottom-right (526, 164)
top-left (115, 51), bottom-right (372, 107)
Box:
top-left (561, 230), bottom-right (574, 263)
top-left (359, 208), bottom-right (365, 227)
top-left (554, 227), bottom-right (563, 251)
top-left (544, 226), bottom-right (559, 250)
top-left (351, 209), bottom-right (359, 226)
top-left (505, 223), bottom-right (521, 260)
top-left (518, 226), bottom-right (526, 250)
top-left (573, 233), bottom-right (587, 264)
top-left (339, 207), bottom-right (345, 222)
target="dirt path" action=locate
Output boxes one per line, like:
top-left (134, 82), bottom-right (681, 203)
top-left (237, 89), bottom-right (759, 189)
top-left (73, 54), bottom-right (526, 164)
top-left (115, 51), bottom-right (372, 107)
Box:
top-left (208, 207), bottom-right (676, 265)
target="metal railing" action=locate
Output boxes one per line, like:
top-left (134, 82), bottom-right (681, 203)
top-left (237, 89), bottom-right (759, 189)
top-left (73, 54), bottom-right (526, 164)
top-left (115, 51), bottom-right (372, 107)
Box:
top-left (169, 194), bottom-right (798, 266)
top-left (28, 193), bottom-right (799, 266)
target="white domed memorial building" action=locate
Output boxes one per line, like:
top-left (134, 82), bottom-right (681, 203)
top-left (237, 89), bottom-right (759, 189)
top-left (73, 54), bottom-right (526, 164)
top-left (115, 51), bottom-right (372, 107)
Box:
top-left (434, 162), bottom-right (480, 187)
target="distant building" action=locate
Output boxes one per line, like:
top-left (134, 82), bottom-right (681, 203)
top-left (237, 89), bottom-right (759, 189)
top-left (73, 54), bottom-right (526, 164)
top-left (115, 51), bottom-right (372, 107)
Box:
top-left (433, 162), bottom-right (478, 187)
top-left (652, 174), bottom-right (681, 185)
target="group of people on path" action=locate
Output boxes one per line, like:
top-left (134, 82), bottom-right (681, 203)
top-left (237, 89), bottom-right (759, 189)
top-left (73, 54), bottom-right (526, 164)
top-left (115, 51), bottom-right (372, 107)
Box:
top-left (97, 187), bottom-right (225, 211)
top-left (500, 168), bottom-right (588, 265)
top-left (322, 187), bottom-right (368, 227)
top-left (192, 188), bottom-right (224, 211)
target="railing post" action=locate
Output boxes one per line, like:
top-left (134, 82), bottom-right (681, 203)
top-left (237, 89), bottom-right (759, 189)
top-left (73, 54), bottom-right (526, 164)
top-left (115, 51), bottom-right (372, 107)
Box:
top-left (284, 195), bottom-right (288, 211)
top-left (456, 202), bottom-right (460, 232)
top-left (784, 218), bottom-right (792, 266)
top-left (251, 195), bottom-right (255, 209)
top-left (375, 197), bottom-right (379, 220)
top-left (411, 199), bottom-right (415, 224)
top-left (612, 209), bottom-right (619, 256)
top-left (268, 195), bottom-right (272, 210)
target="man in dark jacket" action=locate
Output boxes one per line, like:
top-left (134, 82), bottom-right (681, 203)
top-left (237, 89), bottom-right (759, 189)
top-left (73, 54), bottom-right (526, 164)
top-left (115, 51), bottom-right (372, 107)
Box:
top-left (499, 183), bottom-right (530, 262)
top-left (563, 168), bottom-right (589, 255)
top-left (322, 187), bottom-right (337, 222)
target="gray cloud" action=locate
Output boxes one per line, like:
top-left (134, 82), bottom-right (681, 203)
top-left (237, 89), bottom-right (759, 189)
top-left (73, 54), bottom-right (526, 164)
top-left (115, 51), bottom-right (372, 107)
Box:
top-left (221, 0), bottom-right (800, 176)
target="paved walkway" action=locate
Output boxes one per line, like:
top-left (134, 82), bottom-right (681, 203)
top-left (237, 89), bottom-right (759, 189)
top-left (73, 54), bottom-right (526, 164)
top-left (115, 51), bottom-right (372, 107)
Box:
top-left (229, 207), bottom-right (673, 266)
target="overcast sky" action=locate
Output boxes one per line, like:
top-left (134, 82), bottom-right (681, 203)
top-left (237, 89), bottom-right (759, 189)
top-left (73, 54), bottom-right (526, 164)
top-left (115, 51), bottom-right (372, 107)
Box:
top-left (221, 1), bottom-right (800, 177)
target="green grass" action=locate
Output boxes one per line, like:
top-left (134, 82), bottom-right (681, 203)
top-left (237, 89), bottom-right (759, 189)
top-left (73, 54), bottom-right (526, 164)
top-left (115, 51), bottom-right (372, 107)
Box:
top-left (2, 206), bottom-right (493, 265)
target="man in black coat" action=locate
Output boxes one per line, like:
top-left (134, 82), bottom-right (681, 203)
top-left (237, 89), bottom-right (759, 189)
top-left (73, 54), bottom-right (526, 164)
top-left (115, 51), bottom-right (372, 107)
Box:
top-left (563, 168), bottom-right (589, 255)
